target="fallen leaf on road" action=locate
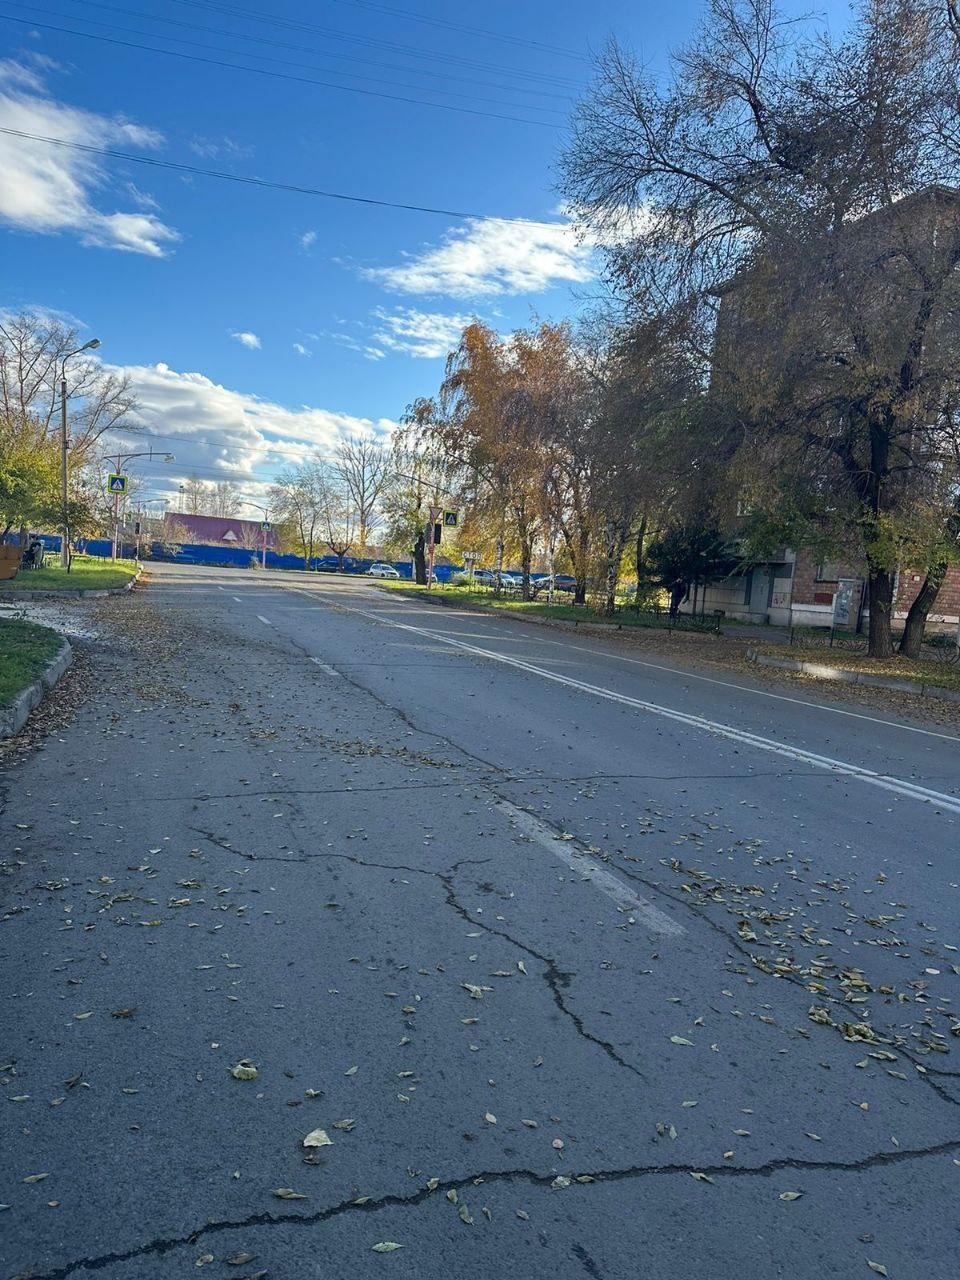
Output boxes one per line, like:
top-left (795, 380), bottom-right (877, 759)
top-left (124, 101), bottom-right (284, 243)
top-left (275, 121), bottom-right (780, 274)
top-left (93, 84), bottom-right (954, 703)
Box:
top-left (23, 1174), bottom-right (49, 1184)
top-left (303, 1129), bottom-right (332, 1148)
top-left (690, 1172), bottom-right (714, 1184)
top-left (867, 1265), bottom-right (888, 1277)
top-left (458, 1204), bottom-right (474, 1224)
top-left (230, 1060), bottom-right (259, 1081)
top-left (779, 1191), bottom-right (803, 1201)
top-left (484, 1112), bottom-right (497, 1124)
top-left (670, 1036), bottom-right (693, 1046)
top-left (226, 1253), bottom-right (255, 1265)
top-left (272, 1188), bottom-right (307, 1200)
top-left (371, 1242), bottom-right (402, 1253)
top-left (345, 1066), bottom-right (359, 1076)
top-left (332, 1119), bottom-right (356, 1131)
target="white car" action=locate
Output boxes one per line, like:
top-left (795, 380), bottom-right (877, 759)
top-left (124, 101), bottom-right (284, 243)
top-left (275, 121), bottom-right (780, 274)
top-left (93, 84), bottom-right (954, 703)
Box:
top-left (366, 562), bottom-right (401, 579)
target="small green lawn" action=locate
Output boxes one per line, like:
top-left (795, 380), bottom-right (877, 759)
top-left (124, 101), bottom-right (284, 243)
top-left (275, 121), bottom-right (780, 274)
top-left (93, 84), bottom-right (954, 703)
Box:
top-left (760, 644), bottom-right (960, 692)
top-left (372, 580), bottom-right (716, 631)
top-left (3, 554), bottom-right (138, 593)
top-left (0, 617), bottom-right (64, 706)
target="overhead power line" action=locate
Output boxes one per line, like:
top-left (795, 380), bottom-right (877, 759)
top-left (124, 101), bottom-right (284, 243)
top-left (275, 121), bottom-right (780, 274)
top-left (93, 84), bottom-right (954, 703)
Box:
top-left (0, 13), bottom-right (561, 127)
top-left (8, 2), bottom-right (571, 114)
top-left (51, 0), bottom-right (577, 102)
top-left (0, 124), bottom-right (565, 222)
top-left (328, 0), bottom-right (587, 62)
top-left (171, 0), bottom-right (583, 83)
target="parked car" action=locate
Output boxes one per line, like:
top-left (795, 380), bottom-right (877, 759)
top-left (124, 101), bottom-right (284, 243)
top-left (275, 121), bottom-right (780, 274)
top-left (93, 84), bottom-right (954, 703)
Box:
top-left (366, 562), bottom-right (401, 579)
top-left (531, 574), bottom-right (576, 596)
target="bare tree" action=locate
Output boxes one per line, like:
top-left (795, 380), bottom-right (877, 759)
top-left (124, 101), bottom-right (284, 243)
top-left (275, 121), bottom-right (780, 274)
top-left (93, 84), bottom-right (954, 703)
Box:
top-left (210, 481), bottom-right (241, 519)
top-left (181, 476), bottom-right (210, 515)
top-left (0, 312), bottom-right (137, 457)
top-left (334, 436), bottom-right (388, 551)
top-left (269, 462), bottom-right (327, 567)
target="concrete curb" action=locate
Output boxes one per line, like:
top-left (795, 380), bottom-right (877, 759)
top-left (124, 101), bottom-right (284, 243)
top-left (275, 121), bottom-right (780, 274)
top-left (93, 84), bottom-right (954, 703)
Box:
top-left (0, 563), bottom-right (142, 602)
top-left (0, 638), bottom-right (73, 738)
top-left (746, 647), bottom-right (960, 704)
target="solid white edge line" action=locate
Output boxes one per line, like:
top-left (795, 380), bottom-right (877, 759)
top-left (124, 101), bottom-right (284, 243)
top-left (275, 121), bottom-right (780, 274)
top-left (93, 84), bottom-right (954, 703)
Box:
top-left (321, 598), bottom-right (960, 817)
top-left (395, 601), bottom-right (960, 745)
top-left (495, 799), bottom-right (683, 936)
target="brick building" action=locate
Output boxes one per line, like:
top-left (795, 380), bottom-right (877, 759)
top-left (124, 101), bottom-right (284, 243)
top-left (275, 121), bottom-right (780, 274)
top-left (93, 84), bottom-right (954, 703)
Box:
top-left (684, 550), bottom-right (960, 632)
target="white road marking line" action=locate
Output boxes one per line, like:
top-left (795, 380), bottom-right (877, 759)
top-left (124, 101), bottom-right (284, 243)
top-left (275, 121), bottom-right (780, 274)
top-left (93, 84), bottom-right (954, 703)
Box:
top-left (495, 799), bottom-right (683, 935)
top-left (310, 658), bottom-right (341, 677)
top-left (256, 614), bottom-right (272, 627)
top-left (233, 597), bottom-right (242, 603)
top-left (289, 583), bottom-right (960, 742)
top-left (329, 601), bottom-right (960, 817)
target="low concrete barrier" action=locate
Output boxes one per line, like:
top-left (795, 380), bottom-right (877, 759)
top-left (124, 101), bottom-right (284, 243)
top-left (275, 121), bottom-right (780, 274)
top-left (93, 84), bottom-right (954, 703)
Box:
top-left (0, 639), bottom-right (73, 738)
top-left (747, 648), bottom-right (960, 704)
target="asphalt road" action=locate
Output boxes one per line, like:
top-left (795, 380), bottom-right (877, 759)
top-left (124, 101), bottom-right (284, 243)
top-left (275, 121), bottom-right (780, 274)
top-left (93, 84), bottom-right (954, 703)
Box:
top-left (3, 562), bottom-right (959, 1280)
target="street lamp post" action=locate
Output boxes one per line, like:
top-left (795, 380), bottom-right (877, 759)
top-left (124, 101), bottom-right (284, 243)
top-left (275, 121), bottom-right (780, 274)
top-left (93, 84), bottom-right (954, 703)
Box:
top-left (60, 338), bottom-right (101, 569)
top-left (239, 499), bottom-right (270, 569)
top-left (108, 450), bottom-right (175, 561)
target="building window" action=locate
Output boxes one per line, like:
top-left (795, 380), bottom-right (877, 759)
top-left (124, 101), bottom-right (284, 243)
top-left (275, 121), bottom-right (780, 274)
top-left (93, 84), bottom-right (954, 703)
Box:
top-left (815, 561), bottom-right (842, 582)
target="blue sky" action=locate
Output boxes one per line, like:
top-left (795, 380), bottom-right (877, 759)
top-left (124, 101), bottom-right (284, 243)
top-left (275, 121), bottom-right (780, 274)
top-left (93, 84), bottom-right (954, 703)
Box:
top-left (0, 0), bottom-right (848, 503)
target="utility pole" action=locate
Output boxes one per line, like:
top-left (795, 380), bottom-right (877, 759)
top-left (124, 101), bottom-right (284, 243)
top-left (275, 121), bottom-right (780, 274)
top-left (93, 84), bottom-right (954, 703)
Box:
top-left (59, 337), bottom-right (101, 569)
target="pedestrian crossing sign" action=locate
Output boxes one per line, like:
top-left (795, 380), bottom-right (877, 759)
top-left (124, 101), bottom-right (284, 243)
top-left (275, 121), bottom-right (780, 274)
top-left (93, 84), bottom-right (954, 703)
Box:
top-left (107, 473), bottom-right (128, 494)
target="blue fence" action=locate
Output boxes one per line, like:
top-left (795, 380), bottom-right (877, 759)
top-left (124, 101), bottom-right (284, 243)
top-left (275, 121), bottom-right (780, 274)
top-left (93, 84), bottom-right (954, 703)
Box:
top-left (27, 533), bottom-right (470, 582)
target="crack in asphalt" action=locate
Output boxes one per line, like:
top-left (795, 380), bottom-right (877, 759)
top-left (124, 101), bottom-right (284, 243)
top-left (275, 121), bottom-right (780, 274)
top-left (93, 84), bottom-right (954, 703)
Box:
top-left (186, 825), bottom-right (650, 1083)
top-left (20, 1137), bottom-right (960, 1280)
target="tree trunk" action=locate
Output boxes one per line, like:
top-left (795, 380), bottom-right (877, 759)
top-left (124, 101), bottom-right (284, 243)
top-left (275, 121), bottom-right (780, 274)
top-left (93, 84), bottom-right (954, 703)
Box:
top-left (669, 584), bottom-right (685, 618)
top-left (867, 567), bottom-right (895, 658)
top-left (602, 523), bottom-right (628, 618)
top-left (520, 539), bottom-right (532, 601)
top-left (634, 515), bottom-right (647, 606)
top-left (413, 531), bottom-right (427, 585)
top-left (899, 561), bottom-right (947, 659)
top-left (494, 533), bottom-right (504, 597)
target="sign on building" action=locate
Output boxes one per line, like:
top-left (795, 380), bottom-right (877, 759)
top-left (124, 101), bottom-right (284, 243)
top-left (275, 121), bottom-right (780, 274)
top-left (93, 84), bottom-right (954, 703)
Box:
top-left (832, 578), bottom-right (857, 629)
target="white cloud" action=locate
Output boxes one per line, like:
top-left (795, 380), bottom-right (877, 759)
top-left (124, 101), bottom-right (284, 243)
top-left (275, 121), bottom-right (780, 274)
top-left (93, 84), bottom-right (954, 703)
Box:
top-left (292, 341), bottom-right (311, 357)
top-left (299, 229), bottom-right (317, 249)
top-left (189, 135), bottom-right (251, 161)
top-left (230, 330), bottom-right (261, 350)
top-left (323, 328), bottom-right (386, 362)
top-left (363, 217), bottom-right (595, 299)
top-left (371, 307), bottom-right (471, 358)
top-left (0, 59), bottom-right (179, 256)
top-left (101, 361), bottom-right (396, 502)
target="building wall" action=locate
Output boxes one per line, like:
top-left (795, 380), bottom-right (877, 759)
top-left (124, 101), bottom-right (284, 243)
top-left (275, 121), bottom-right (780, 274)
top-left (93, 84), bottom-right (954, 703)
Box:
top-left (789, 550), bottom-right (960, 629)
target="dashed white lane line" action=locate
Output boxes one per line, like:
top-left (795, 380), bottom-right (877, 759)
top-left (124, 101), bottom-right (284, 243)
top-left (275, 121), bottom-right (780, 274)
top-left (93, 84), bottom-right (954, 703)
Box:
top-left (310, 658), bottom-right (341, 677)
top-left (324, 600), bottom-right (960, 817)
top-left (256, 615), bottom-right (272, 627)
top-left (495, 799), bottom-right (683, 936)
top-left (233, 596), bottom-right (243, 603)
